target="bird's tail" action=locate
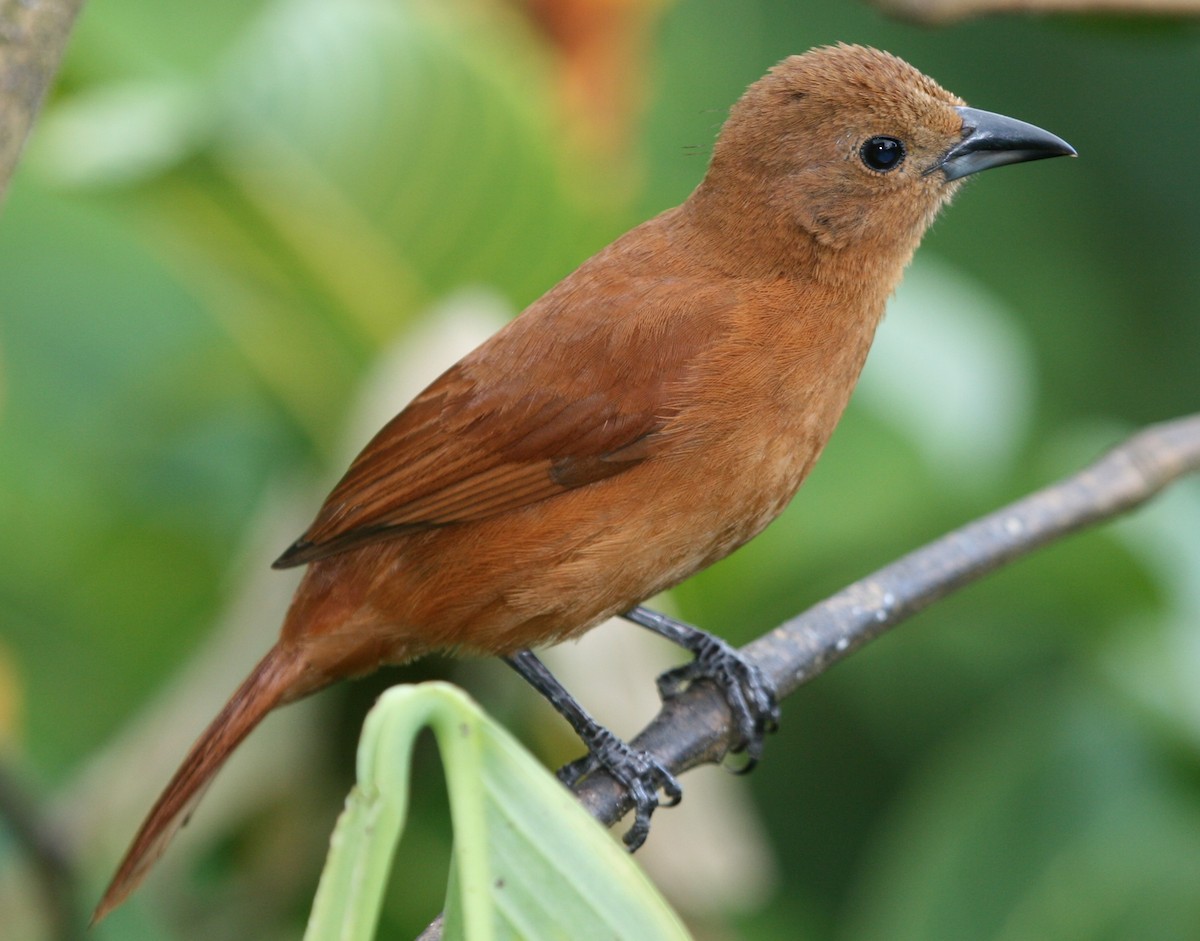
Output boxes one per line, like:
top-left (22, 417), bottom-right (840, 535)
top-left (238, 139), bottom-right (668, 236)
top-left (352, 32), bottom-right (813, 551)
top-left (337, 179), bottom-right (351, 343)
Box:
top-left (92, 642), bottom-right (312, 924)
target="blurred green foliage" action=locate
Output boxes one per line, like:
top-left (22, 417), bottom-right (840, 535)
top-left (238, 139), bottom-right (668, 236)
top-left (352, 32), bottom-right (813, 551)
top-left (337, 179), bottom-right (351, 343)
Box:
top-left (1, 0), bottom-right (1199, 939)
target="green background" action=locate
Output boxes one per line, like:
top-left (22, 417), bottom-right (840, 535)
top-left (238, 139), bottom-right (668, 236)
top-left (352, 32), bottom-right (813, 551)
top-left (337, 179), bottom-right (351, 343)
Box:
top-left (2, 0), bottom-right (1199, 938)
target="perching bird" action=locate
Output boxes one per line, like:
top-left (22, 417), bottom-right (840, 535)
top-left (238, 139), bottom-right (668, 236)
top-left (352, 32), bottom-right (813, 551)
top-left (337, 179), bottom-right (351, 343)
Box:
top-left (94, 44), bottom-right (1074, 922)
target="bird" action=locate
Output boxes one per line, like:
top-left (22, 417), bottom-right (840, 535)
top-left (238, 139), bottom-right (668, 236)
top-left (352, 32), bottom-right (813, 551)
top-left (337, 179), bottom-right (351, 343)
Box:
top-left (93, 43), bottom-right (1074, 922)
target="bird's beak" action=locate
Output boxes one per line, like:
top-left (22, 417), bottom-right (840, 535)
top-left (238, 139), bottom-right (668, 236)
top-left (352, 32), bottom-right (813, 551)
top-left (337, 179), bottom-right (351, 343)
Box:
top-left (932, 106), bottom-right (1076, 181)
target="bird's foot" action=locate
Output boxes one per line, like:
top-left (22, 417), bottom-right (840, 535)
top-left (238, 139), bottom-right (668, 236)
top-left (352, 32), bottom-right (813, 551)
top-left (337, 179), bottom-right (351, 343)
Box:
top-left (557, 728), bottom-right (681, 850)
top-left (505, 649), bottom-right (680, 850)
top-left (658, 635), bottom-right (779, 770)
top-left (624, 607), bottom-right (780, 770)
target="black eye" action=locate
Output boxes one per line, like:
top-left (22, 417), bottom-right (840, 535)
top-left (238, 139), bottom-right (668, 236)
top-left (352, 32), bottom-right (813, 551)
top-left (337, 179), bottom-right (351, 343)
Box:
top-left (860, 136), bottom-right (906, 172)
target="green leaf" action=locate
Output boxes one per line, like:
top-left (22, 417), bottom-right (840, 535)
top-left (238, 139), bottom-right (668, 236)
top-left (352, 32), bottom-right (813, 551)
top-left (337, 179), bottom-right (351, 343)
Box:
top-left (304, 682), bottom-right (691, 941)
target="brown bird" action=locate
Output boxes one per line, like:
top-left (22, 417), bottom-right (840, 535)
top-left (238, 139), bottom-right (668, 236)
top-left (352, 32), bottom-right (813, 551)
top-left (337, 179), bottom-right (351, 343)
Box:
top-left (94, 44), bottom-right (1074, 922)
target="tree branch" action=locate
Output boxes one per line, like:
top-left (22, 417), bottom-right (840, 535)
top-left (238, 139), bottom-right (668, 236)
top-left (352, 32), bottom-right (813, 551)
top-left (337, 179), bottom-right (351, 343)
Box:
top-left (1, 5), bottom-right (88, 933)
top-left (869, 0), bottom-right (1200, 25)
top-left (572, 413), bottom-right (1200, 826)
top-left (0, 759), bottom-right (84, 941)
top-left (0, 0), bottom-right (87, 207)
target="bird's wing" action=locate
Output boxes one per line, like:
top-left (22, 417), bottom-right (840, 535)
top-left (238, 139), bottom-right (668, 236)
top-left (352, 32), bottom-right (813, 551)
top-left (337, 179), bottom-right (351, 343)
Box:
top-left (273, 282), bottom-right (715, 568)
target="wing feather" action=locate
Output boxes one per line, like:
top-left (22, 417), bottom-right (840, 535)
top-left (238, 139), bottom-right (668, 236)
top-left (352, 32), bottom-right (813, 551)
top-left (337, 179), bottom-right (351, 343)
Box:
top-left (273, 269), bottom-right (731, 568)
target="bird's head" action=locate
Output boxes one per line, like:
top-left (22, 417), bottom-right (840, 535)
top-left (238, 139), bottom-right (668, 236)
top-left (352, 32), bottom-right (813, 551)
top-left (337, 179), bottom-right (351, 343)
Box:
top-left (697, 44), bottom-right (1074, 257)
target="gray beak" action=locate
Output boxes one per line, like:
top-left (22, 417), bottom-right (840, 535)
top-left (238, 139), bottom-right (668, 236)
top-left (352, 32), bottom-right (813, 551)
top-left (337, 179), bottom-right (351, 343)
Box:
top-left (933, 106), bottom-right (1076, 181)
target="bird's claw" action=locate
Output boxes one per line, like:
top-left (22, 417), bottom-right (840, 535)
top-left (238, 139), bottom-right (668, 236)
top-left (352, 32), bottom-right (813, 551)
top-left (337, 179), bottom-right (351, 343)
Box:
top-left (657, 634), bottom-right (780, 769)
top-left (556, 729), bottom-right (681, 850)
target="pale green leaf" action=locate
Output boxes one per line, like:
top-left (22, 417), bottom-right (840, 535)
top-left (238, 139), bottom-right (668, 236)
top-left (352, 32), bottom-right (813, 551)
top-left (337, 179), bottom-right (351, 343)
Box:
top-left (305, 682), bottom-right (692, 941)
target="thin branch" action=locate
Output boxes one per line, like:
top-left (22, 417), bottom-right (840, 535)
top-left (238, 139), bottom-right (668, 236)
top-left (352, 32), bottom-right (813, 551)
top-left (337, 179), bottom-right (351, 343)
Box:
top-left (869, 0), bottom-right (1200, 24)
top-left (413, 413), bottom-right (1200, 940)
top-left (1, 4), bottom-right (90, 933)
top-left (0, 759), bottom-right (84, 941)
top-left (572, 413), bottom-right (1200, 827)
top-left (0, 0), bottom-right (87, 207)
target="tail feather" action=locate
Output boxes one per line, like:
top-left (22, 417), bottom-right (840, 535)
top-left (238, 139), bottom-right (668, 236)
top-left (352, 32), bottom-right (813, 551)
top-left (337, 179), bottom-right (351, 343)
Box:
top-left (92, 643), bottom-right (310, 924)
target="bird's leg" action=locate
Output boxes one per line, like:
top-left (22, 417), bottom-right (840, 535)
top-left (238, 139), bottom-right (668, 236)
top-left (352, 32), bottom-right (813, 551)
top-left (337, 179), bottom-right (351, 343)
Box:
top-left (622, 605), bottom-right (780, 770)
top-left (504, 649), bottom-right (681, 849)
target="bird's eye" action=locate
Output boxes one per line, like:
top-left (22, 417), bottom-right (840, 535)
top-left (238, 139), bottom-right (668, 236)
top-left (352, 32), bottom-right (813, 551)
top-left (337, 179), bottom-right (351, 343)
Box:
top-left (860, 136), bottom-right (906, 172)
